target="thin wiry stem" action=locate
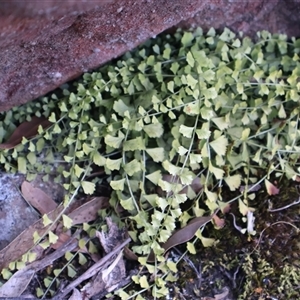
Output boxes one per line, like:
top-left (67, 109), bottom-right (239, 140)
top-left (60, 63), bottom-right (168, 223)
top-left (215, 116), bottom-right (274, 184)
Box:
top-left (267, 197), bottom-right (300, 212)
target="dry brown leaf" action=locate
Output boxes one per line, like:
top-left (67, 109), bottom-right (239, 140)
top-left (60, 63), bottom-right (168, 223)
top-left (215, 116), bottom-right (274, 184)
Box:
top-left (125, 214), bottom-right (215, 262)
top-left (0, 116), bottom-right (52, 149)
top-left (26, 244), bottom-right (45, 262)
top-left (52, 197), bottom-right (109, 253)
top-left (148, 214), bottom-right (214, 262)
top-left (67, 196), bottom-right (109, 225)
top-left (0, 268), bottom-right (35, 297)
top-left (0, 206), bottom-right (63, 270)
top-left (51, 197), bottom-right (109, 251)
top-left (0, 196), bottom-right (109, 270)
top-left (21, 181), bottom-right (58, 215)
top-left (51, 231), bottom-right (72, 250)
top-left (123, 246), bottom-right (139, 261)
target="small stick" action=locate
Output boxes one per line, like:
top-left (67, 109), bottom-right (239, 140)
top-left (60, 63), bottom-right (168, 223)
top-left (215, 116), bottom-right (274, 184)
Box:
top-left (53, 238), bottom-right (131, 299)
top-left (267, 197), bottom-right (300, 212)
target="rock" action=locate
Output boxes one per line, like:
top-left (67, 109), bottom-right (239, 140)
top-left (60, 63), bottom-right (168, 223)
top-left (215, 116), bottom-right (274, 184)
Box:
top-left (0, 0), bottom-right (299, 112)
top-left (0, 172), bottom-right (64, 250)
top-left (0, 0), bottom-right (112, 17)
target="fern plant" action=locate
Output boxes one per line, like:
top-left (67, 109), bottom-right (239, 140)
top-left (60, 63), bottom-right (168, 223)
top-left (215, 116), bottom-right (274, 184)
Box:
top-left (0, 27), bottom-right (299, 298)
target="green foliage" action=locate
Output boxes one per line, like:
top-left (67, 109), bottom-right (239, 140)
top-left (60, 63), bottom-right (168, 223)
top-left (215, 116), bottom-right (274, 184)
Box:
top-left (239, 251), bottom-right (300, 299)
top-left (0, 27), bottom-right (300, 297)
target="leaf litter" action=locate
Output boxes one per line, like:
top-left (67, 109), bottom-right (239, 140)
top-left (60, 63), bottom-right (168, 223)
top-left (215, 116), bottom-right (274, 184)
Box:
top-left (53, 219), bottom-right (131, 299)
top-left (0, 176), bottom-right (219, 298)
top-left (0, 181), bottom-right (115, 298)
top-left (0, 232), bottom-right (79, 298)
top-left (0, 119), bottom-right (134, 298)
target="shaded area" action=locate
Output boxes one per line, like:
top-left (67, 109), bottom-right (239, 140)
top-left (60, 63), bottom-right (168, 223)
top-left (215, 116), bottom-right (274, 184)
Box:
top-left (166, 181), bottom-right (300, 299)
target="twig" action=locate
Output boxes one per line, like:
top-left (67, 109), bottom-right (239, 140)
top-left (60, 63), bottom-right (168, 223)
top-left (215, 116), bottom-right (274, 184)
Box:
top-left (267, 197), bottom-right (300, 212)
top-left (0, 232), bottom-right (79, 299)
top-left (232, 263), bottom-right (242, 289)
top-left (33, 232), bottom-right (79, 272)
top-left (52, 238), bottom-right (131, 299)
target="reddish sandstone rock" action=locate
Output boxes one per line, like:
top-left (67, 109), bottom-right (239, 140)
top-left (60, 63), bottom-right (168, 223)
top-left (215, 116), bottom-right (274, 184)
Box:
top-left (0, 0), bottom-right (299, 112)
top-left (0, 0), bottom-right (112, 17)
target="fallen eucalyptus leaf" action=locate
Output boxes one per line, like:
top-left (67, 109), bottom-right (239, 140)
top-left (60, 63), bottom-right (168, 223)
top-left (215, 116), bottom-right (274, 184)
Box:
top-left (52, 197), bottom-right (109, 250)
top-left (0, 197), bottom-right (108, 269)
top-left (21, 181), bottom-right (58, 215)
top-left (0, 268), bottom-right (35, 297)
top-left (0, 206), bottom-right (63, 270)
top-left (0, 116), bottom-right (52, 149)
top-left (67, 196), bottom-right (109, 225)
top-left (148, 214), bottom-right (214, 262)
